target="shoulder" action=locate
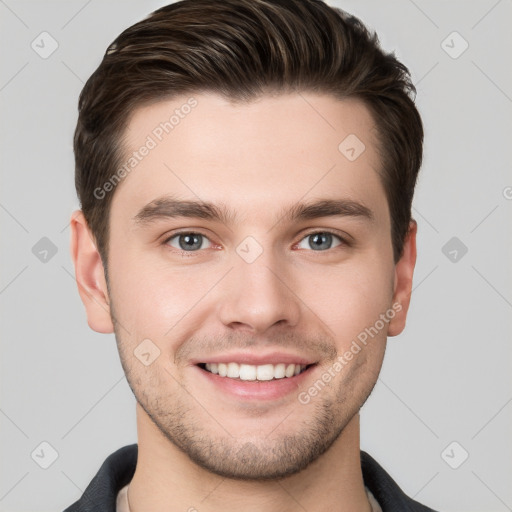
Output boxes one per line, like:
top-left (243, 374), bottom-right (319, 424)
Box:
top-left (361, 451), bottom-right (439, 512)
top-left (62, 444), bottom-right (138, 512)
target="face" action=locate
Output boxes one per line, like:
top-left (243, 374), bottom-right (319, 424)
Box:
top-left (74, 92), bottom-right (416, 480)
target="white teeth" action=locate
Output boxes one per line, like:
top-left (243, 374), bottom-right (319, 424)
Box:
top-left (227, 362), bottom-right (239, 378)
top-left (239, 364), bottom-right (256, 381)
top-left (204, 362), bottom-right (308, 380)
top-left (218, 363), bottom-right (227, 377)
top-left (256, 364), bottom-right (274, 381)
top-left (285, 364), bottom-right (295, 378)
top-left (274, 363), bottom-right (286, 379)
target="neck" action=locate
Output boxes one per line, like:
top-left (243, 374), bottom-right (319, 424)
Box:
top-left (127, 403), bottom-right (371, 512)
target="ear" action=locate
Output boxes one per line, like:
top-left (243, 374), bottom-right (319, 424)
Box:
top-left (70, 210), bottom-right (114, 334)
top-left (388, 220), bottom-right (417, 337)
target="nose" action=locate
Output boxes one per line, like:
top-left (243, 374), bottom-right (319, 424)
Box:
top-left (217, 249), bottom-right (301, 334)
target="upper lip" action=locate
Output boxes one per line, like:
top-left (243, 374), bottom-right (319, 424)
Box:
top-left (191, 351), bottom-right (317, 366)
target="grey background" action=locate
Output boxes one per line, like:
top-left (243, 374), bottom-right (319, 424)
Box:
top-left (0, 0), bottom-right (511, 511)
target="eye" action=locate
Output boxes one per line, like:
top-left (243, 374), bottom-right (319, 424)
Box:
top-left (296, 231), bottom-right (343, 251)
top-left (165, 232), bottom-right (212, 251)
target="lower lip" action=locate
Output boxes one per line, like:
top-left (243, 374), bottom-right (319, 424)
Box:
top-left (195, 365), bottom-right (316, 401)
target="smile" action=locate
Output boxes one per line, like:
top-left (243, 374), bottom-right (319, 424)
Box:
top-left (199, 362), bottom-right (311, 381)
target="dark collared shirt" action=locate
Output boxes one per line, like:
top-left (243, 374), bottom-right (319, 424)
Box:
top-left (63, 444), bottom-right (438, 512)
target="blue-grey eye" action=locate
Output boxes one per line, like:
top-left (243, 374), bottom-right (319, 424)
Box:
top-left (297, 232), bottom-right (342, 251)
top-left (167, 233), bottom-right (211, 251)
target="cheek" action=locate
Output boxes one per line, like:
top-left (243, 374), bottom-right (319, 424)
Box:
top-left (299, 259), bottom-right (394, 345)
top-left (108, 252), bottom-right (223, 341)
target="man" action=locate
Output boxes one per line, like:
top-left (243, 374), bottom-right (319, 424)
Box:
top-left (65, 0), bottom-right (437, 510)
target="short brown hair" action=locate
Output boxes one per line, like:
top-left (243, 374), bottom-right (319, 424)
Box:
top-left (74, 0), bottom-right (423, 269)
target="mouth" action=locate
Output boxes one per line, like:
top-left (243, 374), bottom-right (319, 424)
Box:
top-left (196, 361), bottom-right (316, 401)
top-left (192, 352), bottom-right (319, 401)
top-left (197, 362), bottom-right (314, 381)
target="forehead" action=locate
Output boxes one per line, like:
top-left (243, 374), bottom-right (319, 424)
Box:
top-left (122, 92), bottom-right (379, 162)
top-left (111, 92), bottom-right (387, 226)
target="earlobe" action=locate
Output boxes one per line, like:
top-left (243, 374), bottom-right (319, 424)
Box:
top-left (388, 220), bottom-right (417, 337)
top-left (70, 210), bottom-right (114, 334)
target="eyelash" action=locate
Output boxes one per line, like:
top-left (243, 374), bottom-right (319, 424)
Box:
top-left (161, 229), bottom-right (351, 254)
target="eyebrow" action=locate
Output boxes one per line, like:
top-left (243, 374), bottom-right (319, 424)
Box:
top-left (132, 196), bottom-right (374, 227)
